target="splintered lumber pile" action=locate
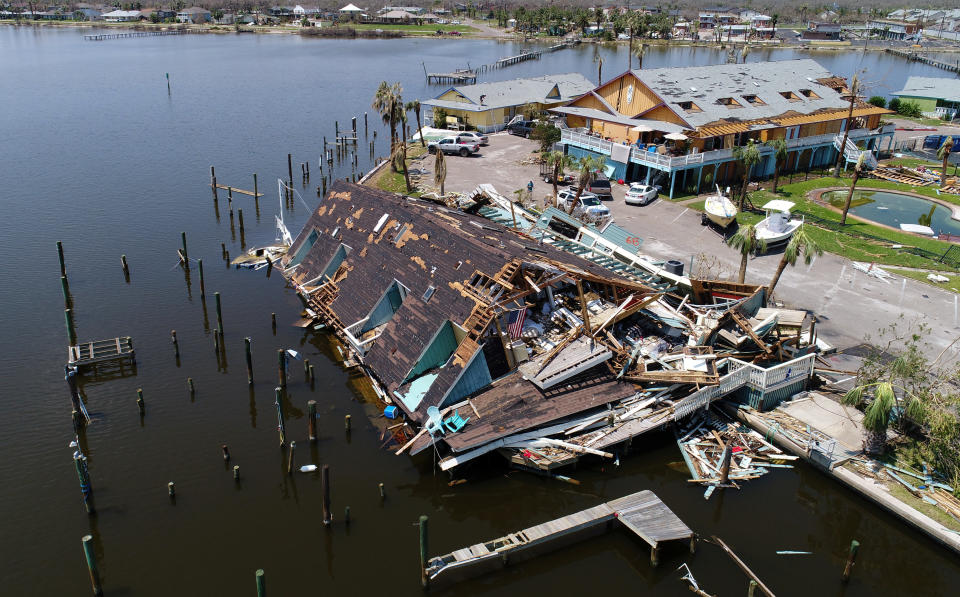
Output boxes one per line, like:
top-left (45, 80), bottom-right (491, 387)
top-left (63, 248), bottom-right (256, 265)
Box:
top-left (871, 166), bottom-right (935, 187)
top-left (676, 410), bottom-right (797, 487)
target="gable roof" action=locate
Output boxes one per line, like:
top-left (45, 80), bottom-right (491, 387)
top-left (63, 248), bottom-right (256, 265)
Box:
top-left (339, 3), bottom-right (362, 11)
top-left (423, 73), bottom-right (594, 112)
top-left (892, 76), bottom-right (960, 103)
top-left (631, 59), bottom-right (851, 129)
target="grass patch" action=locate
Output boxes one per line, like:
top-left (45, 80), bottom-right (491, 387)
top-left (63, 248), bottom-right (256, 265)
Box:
top-left (891, 114), bottom-right (954, 127)
top-left (885, 480), bottom-right (960, 531)
top-left (368, 143), bottom-right (426, 196)
top-left (882, 156), bottom-right (943, 170)
top-left (349, 23), bottom-right (477, 33)
top-left (887, 267), bottom-right (960, 293)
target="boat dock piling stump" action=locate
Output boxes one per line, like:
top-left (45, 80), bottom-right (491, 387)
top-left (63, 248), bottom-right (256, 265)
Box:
top-left (344, 506), bottom-right (351, 524)
top-left (221, 242), bottom-right (226, 260)
top-left (61, 276), bottom-right (71, 306)
top-left (287, 441), bottom-right (296, 475)
top-left (255, 569), bottom-right (266, 597)
top-left (650, 545), bottom-right (659, 567)
top-left (335, 120), bottom-right (339, 138)
top-left (228, 186), bottom-right (233, 201)
top-left (213, 330), bottom-right (220, 354)
top-left (222, 444), bottom-right (230, 462)
top-left (57, 240), bottom-right (66, 276)
top-left (322, 464), bottom-right (331, 526)
top-left (690, 535), bottom-right (696, 554)
top-left (253, 173), bottom-right (258, 204)
top-left (352, 116), bottom-right (357, 134)
top-left (66, 308), bottom-right (77, 345)
top-left (364, 112), bottom-right (368, 136)
top-left (379, 482), bottom-right (385, 499)
top-left (309, 365), bottom-right (315, 385)
top-left (120, 254), bottom-right (129, 278)
top-left (748, 580), bottom-right (758, 597)
top-left (171, 330), bottom-right (179, 358)
top-left (277, 349), bottom-right (287, 387)
top-left (81, 535), bottom-right (103, 596)
top-left (275, 387), bottom-right (286, 448)
top-left (307, 400), bottom-right (317, 442)
top-left (198, 259), bottom-right (205, 298)
top-left (180, 232), bottom-right (188, 262)
top-left (214, 292), bottom-right (223, 334)
top-left (233, 465), bottom-right (240, 481)
top-left (322, 177), bottom-right (327, 196)
top-left (842, 540), bottom-right (860, 582)
top-left (137, 388), bottom-right (144, 414)
top-left (271, 312), bottom-right (276, 331)
top-left (287, 153), bottom-right (293, 197)
top-left (168, 481), bottom-right (175, 498)
top-left (238, 208), bottom-right (244, 234)
top-left (719, 444), bottom-right (732, 485)
top-left (245, 337), bottom-right (253, 384)
top-left (419, 515), bottom-right (429, 588)
top-left (74, 452), bottom-right (94, 514)
top-left (303, 358), bottom-right (310, 378)
top-left (345, 414), bottom-right (351, 432)
top-left (187, 377), bottom-right (195, 396)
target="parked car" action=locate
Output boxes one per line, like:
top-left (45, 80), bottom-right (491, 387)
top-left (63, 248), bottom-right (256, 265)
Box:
top-left (450, 19), bottom-right (460, 24)
top-left (427, 137), bottom-right (480, 156)
top-left (449, 30), bottom-right (461, 36)
top-left (624, 183), bottom-right (659, 206)
top-left (556, 190), bottom-right (610, 217)
top-left (457, 131), bottom-right (488, 145)
top-left (507, 120), bottom-right (536, 137)
top-left (542, 170), bottom-right (575, 185)
top-left (586, 176), bottom-right (613, 200)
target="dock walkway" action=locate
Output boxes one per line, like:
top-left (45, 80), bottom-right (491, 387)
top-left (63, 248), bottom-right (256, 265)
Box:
top-left (426, 489), bottom-right (692, 584)
top-left (68, 337), bottom-right (135, 368)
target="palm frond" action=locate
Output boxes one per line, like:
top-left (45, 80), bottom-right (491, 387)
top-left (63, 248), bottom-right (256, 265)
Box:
top-left (842, 386), bottom-right (865, 406)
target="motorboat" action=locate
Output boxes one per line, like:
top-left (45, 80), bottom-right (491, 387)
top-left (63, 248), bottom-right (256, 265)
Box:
top-left (755, 200), bottom-right (802, 245)
top-left (702, 185), bottom-right (737, 228)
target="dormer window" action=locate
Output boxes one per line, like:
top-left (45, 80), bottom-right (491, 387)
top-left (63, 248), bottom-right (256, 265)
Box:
top-left (780, 91), bottom-right (801, 102)
top-left (717, 97), bottom-right (742, 108)
top-left (799, 89), bottom-right (820, 99)
top-left (742, 94), bottom-right (766, 106)
top-left (678, 101), bottom-right (702, 113)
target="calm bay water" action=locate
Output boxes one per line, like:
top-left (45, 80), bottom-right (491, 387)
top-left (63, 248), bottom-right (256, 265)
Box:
top-left (1, 26), bottom-right (958, 596)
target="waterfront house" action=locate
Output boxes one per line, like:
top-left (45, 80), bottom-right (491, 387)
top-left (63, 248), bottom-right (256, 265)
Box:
top-left (339, 3), bottom-right (364, 20)
top-left (382, 9), bottom-right (416, 22)
top-left (552, 59), bottom-right (894, 197)
top-left (422, 73), bottom-right (594, 133)
top-left (802, 22), bottom-right (842, 40)
top-left (176, 7), bottom-right (211, 23)
top-left (102, 9), bottom-right (141, 22)
top-left (74, 4), bottom-right (103, 20)
top-left (868, 19), bottom-right (919, 40)
top-left (892, 77), bottom-right (960, 121)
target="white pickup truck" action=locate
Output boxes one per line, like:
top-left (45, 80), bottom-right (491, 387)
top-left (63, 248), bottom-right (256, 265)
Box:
top-left (427, 137), bottom-right (480, 157)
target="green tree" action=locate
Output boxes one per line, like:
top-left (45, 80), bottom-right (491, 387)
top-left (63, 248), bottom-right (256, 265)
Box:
top-left (767, 138), bottom-right (788, 192)
top-left (732, 139), bottom-right (762, 207)
top-left (569, 155), bottom-right (606, 215)
top-left (574, 9), bottom-right (590, 34)
top-left (888, 97), bottom-right (901, 113)
top-left (545, 151), bottom-right (574, 205)
top-left (372, 81), bottom-right (403, 171)
top-left (840, 153), bottom-right (867, 226)
top-left (834, 74), bottom-right (861, 174)
top-left (634, 43), bottom-right (647, 70)
top-left (433, 148), bottom-right (446, 196)
top-left (767, 224), bottom-right (822, 295)
top-left (406, 100), bottom-right (425, 147)
top-left (938, 136), bottom-right (954, 189)
top-left (868, 96), bottom-right (887, 108)
top-left (727, 223), bottom-right (765, 283)
top-left (593, 5), bottom-right (604, 31)
top-left (531, 123), bottom-right (561, 154)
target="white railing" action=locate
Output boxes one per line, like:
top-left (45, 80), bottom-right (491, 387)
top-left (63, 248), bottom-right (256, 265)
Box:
top-left (834, 134), bottom-right (877, 169)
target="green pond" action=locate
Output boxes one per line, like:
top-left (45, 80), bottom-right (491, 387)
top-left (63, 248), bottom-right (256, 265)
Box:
top-left (824, 189), bottom-right (960, 236)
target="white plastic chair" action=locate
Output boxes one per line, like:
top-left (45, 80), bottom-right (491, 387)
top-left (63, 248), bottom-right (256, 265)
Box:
top-left (425, 406), bottom-right (445, 436)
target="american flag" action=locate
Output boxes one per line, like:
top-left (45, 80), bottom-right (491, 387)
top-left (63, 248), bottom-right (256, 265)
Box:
top-left (508, 308), bottom-right (526, 339)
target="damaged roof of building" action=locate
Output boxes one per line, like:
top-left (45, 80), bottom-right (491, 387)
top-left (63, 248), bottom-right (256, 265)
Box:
top-left (284, 181), bottom-right (656, 421)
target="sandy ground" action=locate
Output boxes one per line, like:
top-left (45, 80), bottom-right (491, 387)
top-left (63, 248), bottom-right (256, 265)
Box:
top-left (432, 132), bottom-right (960, 359)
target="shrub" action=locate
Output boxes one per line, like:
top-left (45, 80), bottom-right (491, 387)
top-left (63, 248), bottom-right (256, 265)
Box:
top-left (868, 96), bottom-right (886, 108)
top-left (531, 123), bottom-right (561, 153)
top-left (897, 101), bottom-right (922, 118)
top-left (888, 98), bottom-right (901, 113)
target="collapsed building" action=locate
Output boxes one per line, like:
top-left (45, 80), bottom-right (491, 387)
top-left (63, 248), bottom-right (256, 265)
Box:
top-left (281, 181), bottom-right (818, 473)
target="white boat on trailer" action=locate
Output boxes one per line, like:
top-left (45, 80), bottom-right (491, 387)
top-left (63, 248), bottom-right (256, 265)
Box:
top-left (702, 186), bottom-right (738, 228)
top-left (755, 200), bottom-right (802, 246)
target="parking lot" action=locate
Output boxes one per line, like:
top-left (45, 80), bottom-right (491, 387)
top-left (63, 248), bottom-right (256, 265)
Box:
top-left (429, 131), bottom-right (960, 358)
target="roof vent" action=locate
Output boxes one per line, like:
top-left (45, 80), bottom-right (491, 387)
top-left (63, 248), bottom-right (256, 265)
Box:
top-left (373, 213), bottom-right (389, 234)
top-left (689, 86), bottom-right (697, 92)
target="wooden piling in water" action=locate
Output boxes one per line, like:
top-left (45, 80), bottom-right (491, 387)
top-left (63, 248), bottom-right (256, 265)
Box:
top-left (238, 208), bottom-right (244, 234)
top-left (345, 414), bottom-right (351, 431)
top-left (171, 330), bottom-right (179, 358)
top-left (379, 482), bottom-right (385, 499)
top-left (81, 535), bottom-right (103, 596)
top-left (188, 377), bottom-right (195, 396)
top-left (344, 505), bottom-right (351, 524)
top-left (180, 232), bottom-right (188, 262)
top-left (221, 242), bottom-right (226, 260)
top-left (719, 444), bottom-right (732, 485)
top-left (287, 153), bottom-right (293, 194)
top-left (256, 569), bottom-right (266, 597)
top-left (222, 444), bottom-right (230, 462)
top-left (748, 580), bottom-right (758, 597)
top-left (322, 464), bottom-right (332, 526)
top-left (277, 349), bottom-right (287, 387)
top-left (215, 292), bottom-right (223, 335)
top-left (308, 364), bottom-right (315, 384)
top-left (253, 173), bottom-right (258, 204)
top-left (245, 337), bottom-right (253, 384)
top-left (198, 259), bottom-right (205, 298)
top-left (57, 240), bottom-right (66, 276)
top-left (65, 308), bottom-right (77, 346)
top-left (168, 481), bottom-right (175, 498)
top-left (364, 112), bottom-right (368, 136)
top-left (61, 275), bottom-right (70, 306)
top-left (121, 254), bottom-right (129, 278)
top-left (74, 452), bottom-right (94, 514)
top-left (287, 441), bottom-right (296, 475)
top-left (233, 465), bottom-right (240, 481)
top-left (271, 312), bottom-right (276, 331)
top-left (419, 515), bottom-right (429, 588)
top-left (275, 387), bottom-right (286, 448)
top-left (137, 388), bottom-right (145, 415)
top-left (307, 400), bottom-right (317, 442)
top-left (842, 540), bottom-right (860, 582)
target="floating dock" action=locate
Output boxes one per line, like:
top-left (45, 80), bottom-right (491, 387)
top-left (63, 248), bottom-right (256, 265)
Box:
top-left (68, 337), bottom-right (135, 368)
top-left (83, 30), bottom-right (190, 41)
top-left (885, 48), bottom-right (960, 73)
top-left (426, 70), bottom-right (477, 84)
top-left (425, 489), bottom-right (693, 585)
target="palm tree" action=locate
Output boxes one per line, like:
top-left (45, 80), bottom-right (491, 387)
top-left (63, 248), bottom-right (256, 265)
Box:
top-left (634, 43), bottom-right (647, 70)
top-left (767, 224), bottom-right (822, 295)
top-left (396, 113), bottom-right (412, 192)
top-left (433, 148), bottom-right (447, 197)
top-left (593, 5), bottom-right (603, 31)
top-left (569, 155), bottom-right (606, 215)
top-left (545, 151), bottom-right (573, 205)
top-left (840, 153), bottom-right (867, 226)
top-left (938, 136), bottom-right (954, 188)
top-left (834, 74), bottom-right (861, 174)
top-left (593, 52), bottom-right (603, 86)
top-left (767, 138), bottom-right (788, 192)
top-left (372, 81), bottom-right (404, 162)
top-left (842, 376), bottom-right (927, 455)
top-left (727, 223), bottom-right (765, 283)
top-left (732, 139), bottom-right (762, 207)
top-left (406, 100), bottom-right (425, 147)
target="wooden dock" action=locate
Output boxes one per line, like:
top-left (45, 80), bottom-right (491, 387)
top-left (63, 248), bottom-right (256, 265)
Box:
top-left (68, 337), bottom-right (135, 368)
top-left (425, 489), bottom-right (693, 585)
top-left (84, 30), bottom-right (190, 41)
top-left (885, 48), bottom-right (960, 73)
top-left (213, 183), bottom-right (263, 197)
top-left (426, 69), bottom-right (477, 84)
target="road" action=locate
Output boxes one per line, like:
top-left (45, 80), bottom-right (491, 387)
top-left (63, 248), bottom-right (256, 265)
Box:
top-left (438, 133), bottom-right (960, 358)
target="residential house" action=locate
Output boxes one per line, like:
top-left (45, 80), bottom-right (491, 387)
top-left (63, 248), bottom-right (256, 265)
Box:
top-left (381, 9), bottom-right (416, 22)
top-left (553, 59), bottom-right (894, 197)
top-left (802, 22), bottom-right (842, 40)
top-left (421, 73), bottom-right (594, 133)
top-left (698, 10), bottom-right (738, 29)
top-left (868, 19), bottom-right (919, 40)
top-left (102, 9), bottom-right (141, 22)
top-left (339, 3), bottom-right (363, 20)
top-left (139, 7), bottom-right (177, 21)
top-left (177, 7), bottom-right (211, 23)
top-left (892, 76), bottom-right (960, 120)
top-left (74, 4), bottom-right (103, 20)
top-left (378, 6), bottom-right (423, 15)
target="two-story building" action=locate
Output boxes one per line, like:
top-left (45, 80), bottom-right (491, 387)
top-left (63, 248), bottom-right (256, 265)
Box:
top-left (892, 76), bottom-right (960, 121)
top-left (553, 59), bottom-right (894, 197)
top-left (176, 7), bottom-right (211, 23)
top-left (868, 19), bottom-right (920, 40)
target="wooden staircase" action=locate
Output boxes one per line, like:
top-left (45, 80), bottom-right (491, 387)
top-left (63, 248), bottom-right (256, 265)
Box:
top-left (452, 305), bottom-right (495, 364)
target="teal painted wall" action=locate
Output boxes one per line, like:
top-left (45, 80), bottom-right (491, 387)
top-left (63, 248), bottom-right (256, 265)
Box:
top-left (362, 281), bottom-right (405, 333)
top-left (442, 350), bottom-right (492, 407)
top-left (322, 244), bottom-right (349, 279)
top-left (288, 229), bottom-right (318, 267)
top-left (406, 321), bottom-right (459, 381)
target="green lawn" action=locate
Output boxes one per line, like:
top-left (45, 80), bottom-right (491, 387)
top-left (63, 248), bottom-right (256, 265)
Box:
top-left (890, 114), bottom-right (955, 127)
top-left (370, 143), bottom-right (426, 196)
top-left (685, 175), bottom-right (960, 271)
top-left (349, 23), bottom-right (477, 33)
top-left (887, 267), bottom-right (960, 293)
